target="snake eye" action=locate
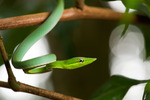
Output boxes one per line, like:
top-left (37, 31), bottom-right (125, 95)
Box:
top-left (79, 58), bottom-right (84, 63)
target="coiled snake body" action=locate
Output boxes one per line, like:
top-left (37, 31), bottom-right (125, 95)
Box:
top-left (12, 0), bottom-right (96, 74)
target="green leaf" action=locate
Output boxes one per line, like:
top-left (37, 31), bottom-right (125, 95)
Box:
top-left (121, 0), bottom-right (142, 9)
top-left (143, 81), bottom-right (150, 100)
top-left (137, 25), bottom-right (150, 58)
top-left (120, 8), bottom-right (130, 36)
top-left (144, 0), bottom-right (150, 6)
top-left (90, 75), bottom-right (147, 100)
top-left (137, 4), bottom-right (150, 18)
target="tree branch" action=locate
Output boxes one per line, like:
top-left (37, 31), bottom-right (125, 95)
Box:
top-left (0, 81), bottom-right (10, 89)
top-left (0, 5), bottom-right (149, 30)
top-left (0, 36), bottom-right (81, 100)
top-left (0, 81), bottom-right (81, 100)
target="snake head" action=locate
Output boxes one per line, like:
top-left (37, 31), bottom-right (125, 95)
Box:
top-left (63, 57), bottom-right (97, 69)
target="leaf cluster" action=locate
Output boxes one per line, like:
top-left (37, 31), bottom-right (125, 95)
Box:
top-left (91, 0), bottom-right (150, 100)
top-left (90, 75), bottom-right (150, 100)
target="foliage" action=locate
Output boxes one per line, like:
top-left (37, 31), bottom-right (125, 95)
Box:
top-left (91, 0), bottom-right (150, 100)
top-left (143, 81), bottom-right (150, 100)
top-left (90, 75), bottom-right (147, 100)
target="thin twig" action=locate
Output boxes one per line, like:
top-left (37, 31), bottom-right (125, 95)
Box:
top-left (0, 36), bottom-right (82, 100)
top-left (0, 36), bottom-right (20, 91)
top-left (0, 81), bottom-right (10, 89)
top-left (19, 82), bottom-right (82, 100)
top-left (0, 5), bottom-right (150, 30)
top-left (74, 0), bottom-right (85, 10)
top-left (0, 81), bottom-right (82, 100)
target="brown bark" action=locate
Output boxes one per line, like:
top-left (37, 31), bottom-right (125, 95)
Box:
top-left (1, 5), bottom-right (148, 30)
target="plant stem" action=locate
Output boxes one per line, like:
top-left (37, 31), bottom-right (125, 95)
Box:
top-left (0, 36), bottom-right (20, 91)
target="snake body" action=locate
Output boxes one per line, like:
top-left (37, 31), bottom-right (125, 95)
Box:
top-left (12, 0), bottom-right (96, 74)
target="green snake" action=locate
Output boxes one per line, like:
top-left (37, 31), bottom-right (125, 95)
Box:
top-left (12, 0), bottom-right (96, 74)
